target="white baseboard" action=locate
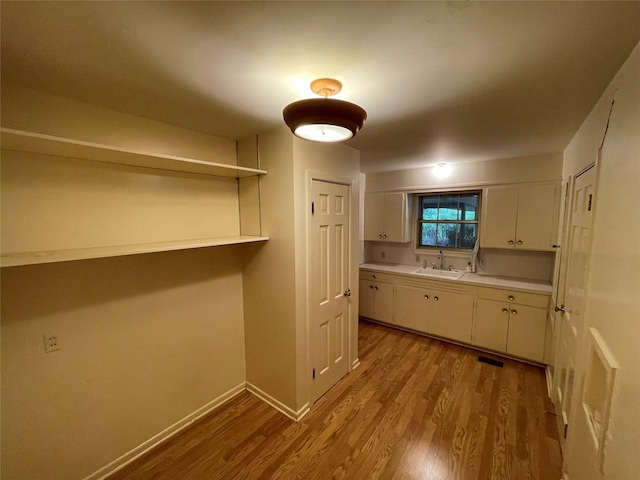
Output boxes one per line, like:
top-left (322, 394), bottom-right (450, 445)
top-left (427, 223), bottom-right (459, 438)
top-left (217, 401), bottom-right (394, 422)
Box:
top-left (84, 383), bottom-right (246, 480)
top-left (245, 381), bottom-right (309, 421)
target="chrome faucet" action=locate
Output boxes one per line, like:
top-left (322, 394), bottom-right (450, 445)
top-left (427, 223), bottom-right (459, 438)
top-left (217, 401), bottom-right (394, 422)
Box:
top-left (422, 258), bottom-right (428, 269)
top-left (438, 250), bottom-right (444, 270)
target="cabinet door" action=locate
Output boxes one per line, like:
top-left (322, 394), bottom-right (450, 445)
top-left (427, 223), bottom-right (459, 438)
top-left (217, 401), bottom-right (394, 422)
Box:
top-left (506, 304), bottom-right (547, 362)
top-left (515, 184), bottom-right (557, 250)
top-left (374, 281), bottom-right (394, 323)
top-left (429, 291), bottom-right (474, 343)
top-left (359, 278), bottom-right (376, 319)
top-left (394, 285), bottom-right (429, 332)
top-left (481, 187), bottom-right (518, 248)
top-left (364, 193), bottom-right (385, 241)
top-left (382, 193), bottom-right (409, 242)
top-left (473, 299), bottom-right (509, 352)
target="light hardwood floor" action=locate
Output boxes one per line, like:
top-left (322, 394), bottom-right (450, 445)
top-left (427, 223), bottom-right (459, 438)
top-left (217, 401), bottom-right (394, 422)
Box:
top-left (108, 320), bottom-right (562, 480)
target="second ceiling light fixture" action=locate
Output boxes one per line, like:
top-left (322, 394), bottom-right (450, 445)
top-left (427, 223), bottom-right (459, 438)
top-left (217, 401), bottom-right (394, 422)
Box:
top-left (283, 78), bottom-right (367, 143)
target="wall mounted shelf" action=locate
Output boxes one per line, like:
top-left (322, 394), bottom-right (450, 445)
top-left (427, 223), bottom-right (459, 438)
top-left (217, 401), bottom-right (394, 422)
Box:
top-left (1, 128), bottom-right (267, 178)
top-left (1, 236), bottom-right (269, 268)
top-left (1, 128), bottom-right (269, 267)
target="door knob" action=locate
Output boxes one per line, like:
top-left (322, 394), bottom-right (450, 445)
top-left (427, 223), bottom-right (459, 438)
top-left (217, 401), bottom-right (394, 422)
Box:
top-left (343, 289), bottom-right (351, 297)
top-left (555, 304), bottom-right (566, 313)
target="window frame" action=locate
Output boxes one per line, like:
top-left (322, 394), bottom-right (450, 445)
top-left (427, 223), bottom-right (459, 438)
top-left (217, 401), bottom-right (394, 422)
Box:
top-left (415, 190), bottom-right (481, 251)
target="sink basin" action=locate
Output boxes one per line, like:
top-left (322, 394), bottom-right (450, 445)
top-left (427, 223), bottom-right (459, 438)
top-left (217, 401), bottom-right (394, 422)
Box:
top-left (413, 267), bottom-right (465, 280)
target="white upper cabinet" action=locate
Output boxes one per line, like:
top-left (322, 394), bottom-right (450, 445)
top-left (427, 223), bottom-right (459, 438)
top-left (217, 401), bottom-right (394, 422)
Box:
top-left (481, 184), bottom-right (558, 251)
top-left (364, 192), bottom-right (412, 243)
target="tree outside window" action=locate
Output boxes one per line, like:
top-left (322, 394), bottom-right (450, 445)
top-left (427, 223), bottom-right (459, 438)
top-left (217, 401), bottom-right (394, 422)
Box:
top-left (417, 192), bottom-right (480, 250)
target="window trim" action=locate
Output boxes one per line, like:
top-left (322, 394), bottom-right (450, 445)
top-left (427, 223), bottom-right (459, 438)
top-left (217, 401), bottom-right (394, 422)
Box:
top-left (415, 190), bottom-right (481, 251)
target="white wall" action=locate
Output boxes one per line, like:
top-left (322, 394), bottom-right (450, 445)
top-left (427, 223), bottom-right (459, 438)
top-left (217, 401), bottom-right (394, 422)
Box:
top-left (2, 249), bottom-right (246, 480)
top-left (562, 43), bottom-right (640, 480)
top-left (241, 129), bottom-right (299, 413)
top-left (362, 152), bottom-right (562, 282)
top-left (365, 152), bottom-right (562, 193)
top-left (1, 87), bottom-right (248, 480)
top-left (1, 84), bottom-right (236, 164)
top-left (292, 136), bottom-right (361, 410)
top-left (241, 128), bottom-right (360, 417)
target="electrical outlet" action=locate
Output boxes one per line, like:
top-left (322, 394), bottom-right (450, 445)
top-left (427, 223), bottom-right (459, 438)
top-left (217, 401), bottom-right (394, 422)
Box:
top-left (43, 335), bottom-right (61, 353)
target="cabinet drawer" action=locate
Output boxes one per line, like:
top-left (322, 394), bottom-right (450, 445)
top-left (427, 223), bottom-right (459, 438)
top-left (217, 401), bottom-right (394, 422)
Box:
top-left (477, 287), bottom-right (548, 308)
top-left (359, 270), bottom-right (396, 283)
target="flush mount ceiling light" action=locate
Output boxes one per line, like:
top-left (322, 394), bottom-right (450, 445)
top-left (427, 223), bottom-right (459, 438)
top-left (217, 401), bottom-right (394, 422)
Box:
top-left (283, 78), bottom-right (367, 143)
top-left (433, 162), bottom-right (452, 179)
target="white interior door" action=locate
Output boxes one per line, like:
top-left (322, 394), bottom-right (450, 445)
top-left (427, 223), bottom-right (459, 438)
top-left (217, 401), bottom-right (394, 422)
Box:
top-left (554, 166), bottom-right (596, 450)
top-left (310, 179), bottom-right (350, 402)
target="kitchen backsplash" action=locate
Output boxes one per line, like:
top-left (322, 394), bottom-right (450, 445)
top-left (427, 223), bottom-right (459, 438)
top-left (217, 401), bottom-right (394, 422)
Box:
top-left (363, 241), bottom-right (555, 282)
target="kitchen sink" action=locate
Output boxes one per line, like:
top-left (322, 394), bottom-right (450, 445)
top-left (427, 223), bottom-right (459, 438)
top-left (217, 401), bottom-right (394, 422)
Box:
top-left (413, 267), bottom-right (465, 280)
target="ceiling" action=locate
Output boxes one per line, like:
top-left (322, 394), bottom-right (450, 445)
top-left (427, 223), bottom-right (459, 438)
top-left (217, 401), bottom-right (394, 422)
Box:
top-left (2, 1), bottom-right (639, 173)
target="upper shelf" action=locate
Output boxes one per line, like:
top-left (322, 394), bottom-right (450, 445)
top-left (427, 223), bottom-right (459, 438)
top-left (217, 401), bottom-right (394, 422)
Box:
top-left (0, 128), bottom-right (267, 178)
top-left (1, 235), bottom-right (270, 268)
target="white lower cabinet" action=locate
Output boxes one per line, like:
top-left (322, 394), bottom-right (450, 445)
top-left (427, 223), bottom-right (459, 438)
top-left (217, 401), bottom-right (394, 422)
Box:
top-left (394, 285), bottom-right (429, 331)
top-left (359, 271), bottom-right (394, 323)
top-left (393, 279), bottom-right (474, 343)
top-left (474, 299), bottom-right (509, 351)
top-left (360, 269), bottom-right (550, 363)
top-left (505, 304), bottom-right (547, 361)
top-left (429, 291), bottom-right (474, 344)
top-left (472, 287), bottom-right (548, 362)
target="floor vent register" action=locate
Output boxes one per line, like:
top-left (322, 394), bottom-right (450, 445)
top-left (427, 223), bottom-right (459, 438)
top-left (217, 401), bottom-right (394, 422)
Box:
top-left (478, 355), bottom-right (504, 368)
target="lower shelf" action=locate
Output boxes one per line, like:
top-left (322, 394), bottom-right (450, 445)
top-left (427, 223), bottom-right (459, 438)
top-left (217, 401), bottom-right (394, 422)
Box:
top-left (1, 236), bottom-right (269, 267)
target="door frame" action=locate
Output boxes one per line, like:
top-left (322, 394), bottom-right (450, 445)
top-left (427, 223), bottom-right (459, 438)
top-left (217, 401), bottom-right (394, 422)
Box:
top-left (305, 170), bottom-right (358, 407)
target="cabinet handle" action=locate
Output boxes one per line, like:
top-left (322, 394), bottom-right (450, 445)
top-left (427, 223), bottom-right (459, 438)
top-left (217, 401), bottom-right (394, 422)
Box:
top-left (370, 285), bottom-right (374, 289)
top-left (383, 234), bottom-right (387, 238)
top-left (374, 286), bottom-right (379, 290)
top-left (517, 240), bottom-right (523, 245)
top-left (511, 309), bottom-right (518, 315)
top-left (508, 295), bottom-right (515, 301)
top-left (424, 294), bottom-right (429, 300)
top-left (378, 234), bottom-right (383, 238)
top-left (508, 240), bottom-right (514, 245)
top-left (434, 296), bottom-right (439, 301)
top-left (372, 275), bottom-right (376, 279)
top-left (502, 308), bottom-right (509, 314)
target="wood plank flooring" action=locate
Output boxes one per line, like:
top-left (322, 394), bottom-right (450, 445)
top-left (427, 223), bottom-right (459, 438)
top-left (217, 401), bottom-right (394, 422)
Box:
top-left (108, 320), bottom-right (562, 480)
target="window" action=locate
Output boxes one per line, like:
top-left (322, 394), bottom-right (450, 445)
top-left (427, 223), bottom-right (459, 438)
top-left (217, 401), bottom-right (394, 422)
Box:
top-left (417, 192), bottom-right (480, 249)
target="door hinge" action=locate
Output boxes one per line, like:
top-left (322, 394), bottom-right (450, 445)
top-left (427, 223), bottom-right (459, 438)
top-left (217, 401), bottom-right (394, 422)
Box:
top-left (564, 423), bottom-right (569, 439)
top-left (588, 193), bottom-right (593, 212)
top-left (312, 368), bottom-right (316, 379)
top-left (311, 201), bottom-right (315, 215)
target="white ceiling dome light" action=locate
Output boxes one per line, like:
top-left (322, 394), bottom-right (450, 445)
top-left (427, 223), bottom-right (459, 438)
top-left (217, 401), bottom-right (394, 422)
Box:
top-left (283, 78), bottom-right (367, 143)
top-left (433, 162), bottom-right (452, 179)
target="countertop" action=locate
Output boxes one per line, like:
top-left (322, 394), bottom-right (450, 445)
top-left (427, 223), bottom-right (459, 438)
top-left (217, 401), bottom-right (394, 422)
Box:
top-left (360, 262), bottom-right (553, 295)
